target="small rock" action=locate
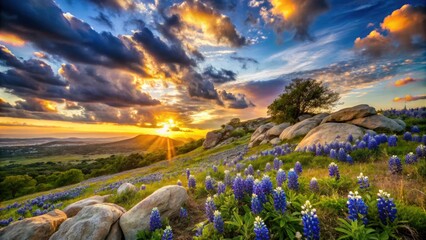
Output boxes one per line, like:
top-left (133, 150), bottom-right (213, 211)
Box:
top-left (321, 104), bottom-right (376, 124)
top-left (270, 138), bottom-right (281, 145)
top-left (0, 209), bottom-right (67, 240)
top-left (117, 183), bottom-right (137, 195)
top-left (63, 195), bottom-right (109, 218)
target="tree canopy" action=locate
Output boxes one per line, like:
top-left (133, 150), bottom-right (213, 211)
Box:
top-left (267, 78), bottom-right (339, 123)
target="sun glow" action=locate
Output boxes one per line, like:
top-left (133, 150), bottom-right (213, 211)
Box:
top-left (157, 119), bottom-right (176, 136)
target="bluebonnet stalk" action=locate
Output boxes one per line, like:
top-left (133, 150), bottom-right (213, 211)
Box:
top-left (416, 145), bottom-right (425, 158)
top-left (212, 165), bottom-right (218, 172)
top-left (337, 148), bottom-right (346, 162)
top-left (368, 138), bottom-right (378, 150)
top-left (287, 168), bottom-right (299, 190)
top-left (380, 133), bottom-right (388, 144)
top-left (346, 154), bottom-right (353, 164)
top-left (403, 132), bottom-right (412, 141)
top-left (195, 223), bottom-right (204, 237)
top-left (357, 140), bottom-right (367, 149)
top-left (254, 216), bottom-right (270, 240)
top-left (330, 149), bottom-right (337, 159)
top-left (347, 134), bottom-right (354, 143)
top-left (253, 179), bottom-right (266, 203)
top-left (273, 187), bottom-right (287, 214)
top-left (245, 175), bottom-right (254, 195)
top-left (224, 170), bottom-right (232, 186)
top-left (186, 168), bottom-right (190, 180)
top-left (213, 210), bottom-right (224, 233)
top-left (328, 162), bottom-right (340, 180)
top-left (162, 226), bottom-right (173, 240)
top-left (388, 135), bottom-right (397, 147)
top-left (251, 194), bottom-right (263, 215)
top-left (357, 173), bottom-right (370, 189)
top-left (188, 175), bottom-right (196, 189)
top-left (140, 184), bottom-right (146, 190)
top-left (301, 200), bottom-right (320, 240)
top-left (310, 178), bottom-right (319, 192)
top-left (388, 155), bottom-right (402, 174)
top-left (265, 162), bottom-right (271, 172)
top-left (315, 146), bottom-right (323, 156)
top-left (347, 191), bottom-right (368, 225)
top-left (150, 207), bottom-right (162, 231)
top-left (236, 163), bottom-right (243, 172)
top-left (345, 142), bottom-right (352, 152)
top-left (405, 152), bottom-right (417, 164)
top-left (307, 144), bottom-right (316, 153)
top-left (244, 168), bottom-right (249, 176)
top-left (377, 190), bottom-right (397, 224)
top-left (180, 207), bottom-right (188, 219)
top-left (257, 170), bottom-right (261, 177)
top-left (413, 135), bottom-right (421, 142)
top-left (294, 161), bottom-right (303, 175)
top-left (248, 164), bottom-right (255, 175)
top-left (205, 197), bottom-right (216, 222)
top-left (273, 158), bottom-right (281, 170)
top-left (205, 176), bottom-right (214, 192)
top-left (176, 180), bottom-right (182, 186)
top-left (411, 125), bottom-right (420, 133)
top-left (217, 181), bottom-right (226, 195)
top-left (324, 144), bottom-right (331, 154)
top-left (276, 169), bottom-right (286, 187)
top-left (362, 133), bottom-right (370, 143)
top-left (261, 175), bottom-right (273, 194)
top-left (233, 174), bottom-right (245, 200)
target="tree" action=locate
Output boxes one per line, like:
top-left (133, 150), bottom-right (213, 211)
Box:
top-left (267, 78), bottom-right (339, 123)
top-left (54, 169), bottom-right (84, 187)
top-left (0, 175), bottom-right (37, 199)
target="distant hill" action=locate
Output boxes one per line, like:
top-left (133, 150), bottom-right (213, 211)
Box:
top-left (97, 134), bottom-right (184, 153)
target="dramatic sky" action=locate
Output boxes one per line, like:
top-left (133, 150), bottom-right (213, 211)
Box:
top-left (0, 0), bottom-right (425, 138)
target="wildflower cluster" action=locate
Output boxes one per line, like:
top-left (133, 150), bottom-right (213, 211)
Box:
top-left (254, 216), bottom-right (270, 240)
top-left (150, 207), bottom-right (162, 231)
top-left (301, 200), bottom-right (320, 240)
top-left (328, 162), bottom-right (340, 180)
top-left (287, 168), bottom-right (299, 190)
top-left (388, 155), bottom-right (402, 174)
top-left (347, 191), bottom-right (368, 225)
top-left (357, 173), bottom-right (370, 189)
top-left (377, 190), bottom-right (397, 224)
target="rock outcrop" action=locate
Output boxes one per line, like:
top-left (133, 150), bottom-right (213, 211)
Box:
top-left (63, 195), bottom-right (109, 218)
top-left (321, 104), bottom-right (376, 124)
top-left (248, 123), bottom-right (275, 147)
top-left (279, 113), bottom-right (329, 140)
top-left (296, 123), bottom-right (365, 150)
top-left (117, 183), bottom-right (137, 195)
top-left (50, 203), bottom-right (125, 240)
top-left (203, 131), bottom-right (222, 149)
top-left (266, 122), bottom-right (290, 139)
top-left (0, 209), bottom-right (67, 240)
top-left (350, 115), bottom-right (404, 132)
top-left (119, 185), bottom-right (188, 240)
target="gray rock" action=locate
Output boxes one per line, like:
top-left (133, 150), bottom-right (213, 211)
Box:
top-left (105, 221), bottom-right (123, 240)
top-left (250, 133), bottom-right (266, 147)
top-left (266, 122), bottom-right (290, 139)
top-left (117, 183), bottom-right (137, 195)
top-left (119, 185), bottom-right (188, 240)
top-left (229, 118), bottom-right (241, 127)
top-left (250, 123), bottom-right (274, 141)
top-left (350, 115), bottom-right (404, 132)
top-left (223, 125), bottom-right (234, 132)
top-left (0, 209), bottom-right (67, 240)
top-left (270, 138), bottom-right (281, 145)
top-left (50, 203), bottom-right (125, 240)
top-left (63, 195), bottom-right (109, 218)
top-left (393, 119), bottom-right (406, 129)
top-left (280, 113), bottom-right (329, 140)
top-left (321, 104), bottom-right (376, 124)
top-left (260, 139), bottom-right (269, 145)
top-left (298, 114), bottom-right (313, 121)
top-left (203, 131), bottom-right (222, 149)
top-left (296, 123), bottom-right (365, 150)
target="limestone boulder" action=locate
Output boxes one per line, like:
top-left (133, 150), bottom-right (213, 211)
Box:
top-left (296, 123), bottom-right (365, 150)
top-left (266, 122), bottom-right (290, 139)
top-left (350, 115), bottom-right (404, 132)
top-left (280, 113), bottom-right (329, 140)
top-left (50, 203), bottom-right (125, 240)
top-left (119, 185), bottom-right (188, 240)
top-left (250, 123), bottom-right (274, 141)
top-left (0, 209), bottom-right (66, 240)
top-left (63, 195), bottom-right (109, 218)
top-left (270, 138), bottom-right (281, 145)
top-left (203, 131), bottom-right (222, 149)
top-left (393, 119), bottom-right (406, 129)
top-left (321, 104), bottom-right (376, 124)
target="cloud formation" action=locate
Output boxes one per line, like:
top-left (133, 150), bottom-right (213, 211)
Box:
top-left (202, 66), bottom-right (237, 84)
top-left (394, 77), bottom-right (423, 87)
top-left (393, 94), bottom-right (426, 102)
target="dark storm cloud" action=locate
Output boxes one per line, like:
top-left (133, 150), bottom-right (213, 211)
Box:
top-left (202, 66), bottom-right (236, 84)
top-left (92, 12), bottom-right (114, 30)
top-left (218, 90), bottom-right (255, 109)
top-left (0, 0), bottom-right (145, 74)
top-left (201, 0), bottom-right (237, 11)
top-left (230, 55), bottom-right (259, 69)
top-left (14, 98), bottom-right (57, 112)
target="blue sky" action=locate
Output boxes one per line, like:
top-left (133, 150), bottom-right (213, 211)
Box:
top-left (0, 0), bottom-right (425, 137)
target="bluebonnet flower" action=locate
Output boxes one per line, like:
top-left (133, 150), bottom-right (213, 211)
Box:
top-left (324, 144), bottom-right (331, 154)
top-left (245, 175), bottom-right (254, 195)
top-left (273, 158), bottom-right (281, 170)
top-left (315, 146), bottom-right (323, 156)
top-left (248, 164), bottom-right (255, 175)
top-left (236, 163), bottom-right (243, 172)
top-left (346, 154), bottom-right (353, 164)
top-left (188, 175), bottom-right (196, 189)
top-left (405, 152), bottom-right (417, 164)
top-left (217, 181), bottom-right (226, 195)
top-left (368, 138), bottom-right (378, 150)
top-left (422, 135), bottom-right (426, 145)
top-left (177, 180), bottom-right (182, 186)
top-left (140, 184), bottom-right (146, 190)
top-left (388, 135), bottom-right (397, 147)
top-left (413, 135), bottom-right (421, 142)
top-left (195, 223), bottom-right (204, 237)
top-left (377, 190), bottom-right (397, 224)
top-left (244, 168), bottom-right (249, 176)
top-left (224, 170), bottom-right (232, 186)
top-left (331, 140), bottom-right (340, 150)
top-left (345, 142), bottom-right (352, 152)
top-left (347, 134), bottom-right (354, 143)
top-left (330, 149), bottom-right (337, 159)
top-left (294, 161), bottom-right (303, 175)
top-left (162, 226), bottom-right (173, 240)
top-left (357, 173), bottom-right (370, 189)
top-left (337, 148), bottom-right (347, 162)
top-left (213, 211), bottom-right (224, 233)
top-left (403, 132), bottom-right (412, 141)
top-left (388, 155), bottom-right (402, 174)
top-left (253, 179), bottom-right (266, 203)
top-left (186, 168), bottom-right (190, 180)
top-left (180, 207), bottom-right (188, 219)
top-left (233, 174), bottom-right (245, 200)
top-left (276, 169), bottom-right (286, 187)
top-left (307, 144), bottom-right (316, 153)
top-left (212, 165), bottom-right (218, 172)
top-left (347, 191), bottom-right (368, 225)
top-left (411, 125), bottom-right (420, 133)
top-left (205, 176), bottom-right (214, 192)
top-left (257, 170), bottom-right (261, 177)
top-left (310, 178), bottom-right (319, 192)
top-left (0, 217), bottom-right (13, 227)
top-left (287, 169), bottom-right (299, 190)
top-left (251, 194), bottom-right (263, 215)
top-left (265, 162), bottom-right (271, 172)
top-left (357, 140), bottom-right (367, 149)
top-left (416, 145), bottom-right (425, 158)
top-left (150, 207), bottom-right (162, 231)
top-left (362, 133), bottom-right (370, 143)
top-left (380, 134), bottom-right (388, 144)
top-left (273, 187), bottom-right (287, 214)
top-left (261, 175), bottom-right (273, 194)
top-left (17, 207), bottom-right (27, 215)
top-left (301, 200), bottom-right (320, 240)
top-left (328, 162), bottom-right (340, 180)
top-left (205, 197), bottom-right (216, 222)
top-left (254, 216), bottom-right (270, 240)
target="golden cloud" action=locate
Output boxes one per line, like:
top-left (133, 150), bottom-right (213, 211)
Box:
top-left (0, 31), bottom-right (26, 46)
top-left (394, 77), bottom-right (420, 87)
top-left (393, 94), bottom-right (426, 102)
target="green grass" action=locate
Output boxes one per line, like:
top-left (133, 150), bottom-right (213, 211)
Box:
top-left (0, 154), bottom-right (112, 166)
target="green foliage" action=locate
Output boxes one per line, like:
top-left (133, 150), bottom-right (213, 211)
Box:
top-left (54, 169), bottom-right (84, 187)
top-left (0, 174), bottom-right (36, 198)
top-left (351, 149), bottom-right (382, 163)
top-left (176, 138), bottom-right (204, 155)
top-left (225, 207), bottom-right (255, 239)
top-left (230, 129), bottom-right (246, 138)
top-left (335, 219), bottom-right (377, 240)
top-left (397, 205), bottom-right (426, 236)
top-left (136, 228), bottom-right (163, 240)
top-left (263, 202), bottom-right (301, 239)
top-left (267, 78), bottom-right (339, 123)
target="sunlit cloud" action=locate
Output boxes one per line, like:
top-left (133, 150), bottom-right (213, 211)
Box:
top-left (394, 77), bottom-right (423, 87)
top-left (0, 31), bottom-right (26, 46)
top-left (393, 94), bottom-right (426, 102)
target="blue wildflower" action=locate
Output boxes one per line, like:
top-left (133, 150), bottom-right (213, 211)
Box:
top-left (337, 148), bottom-right (347, 162)
top-left (294, 161), bottom-right (303, 175)
top-left (162, 226), bottom-right (173, 240)
top-left (261, 175), bottom-right (273, 195)
top-left (251, 194), bottom-right (263, 215)
top-left (217, 181), bottom-right (226, 195)
top-left (345, 142), bottom-right (352, 152)
top-left (301, 200), bottom-right (320, 240)
top-left (176, 180), bottom-right (182, 186)
top-left (357, 173), bottom-right (370, 189)
top-left (253, 179), bottom-right (266, 203)
top-left (213, 210), bottom-right (224, 233)
top-left (357, 140), bottom-right (367, 149)
top-left (377, 190), bottom-right (397, 224)
top-left (346, 154), bottom-right (353, 164)
top-left (347, 191), bottom-right (368, 225)
top-left (388, 155), bottom-right (402, 174)
top-left (186, 168), bottom-right (190, 180)
top-left (330, 149), bottom-right (337, 159)
top-left (388, 135), bottom-right (397, 147)
top-left (328, 162), bottom-right (340, 180)
top-left (233, 174), bottom-right (245, 200)
top-left (245, 175), bottom-right (254, 195)
top-left (368, 138), bottom-right (378, 150)
top-left (276, 169), bottom-right (286, 187)
top-left (150, 207), bottom-right (162, 232)
top-left (224, 170), bottom-right (232, 186)
top-left (403, 132), bottom-right (412, 141)
top-left (212, 165), bottom-right (218, 172)
top-left (287, 169), bottom-right (299, 190)
top-left (188, 175), bottom-right (196, 189)
top-left (310, 178), bottom-right (319, 192)
top-left (265, 162), bottom-right (271, 172)
top-left (405, 152), bottom-right (417, 164)
top-left (236, 163), bottom-right (243, 172)
top-left (205, 176), bottom-right (214, 192)
top-left (248, 164), bottom-right (255, 175)
top-left (254, 216), bottom-right (270, 240)
top-left (273, 158), bottom-right (281, 170)
top-left (324, 144), bottom-right (331, 154)
top-left (411, 125), bottom-right (420, 133)
top-left (315, 146), bottom-right (323, 156)
top-left (416, 144), bottom-right (425, 158)
top-left (180, 207), bottom-right (188, 219)
top-left (205, 197), bottom-right (216, 222)
top-left (347, 134), bottom-right (354, 143)
top-left (273, 187), bottom-right (287, 214)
